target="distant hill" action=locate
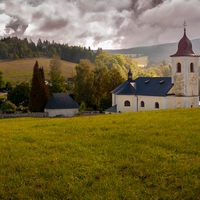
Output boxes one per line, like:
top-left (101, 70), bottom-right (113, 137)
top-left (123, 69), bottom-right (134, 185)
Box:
top-left (107, 38), bottom-right (200, 65)
top-left (0, 58), bottom-right (77, 83)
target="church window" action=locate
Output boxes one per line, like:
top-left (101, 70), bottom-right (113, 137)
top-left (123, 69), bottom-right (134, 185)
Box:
top-left (190, 63), bottom-right (194, 72)
top-left (177, 63), bottom-right (181, 73)
top-left (141, 101), bottom-right (145, 107)
top-left (124, 100), bottom-right (130, 107)
top-left (155, 102), bottom-right (159, 109)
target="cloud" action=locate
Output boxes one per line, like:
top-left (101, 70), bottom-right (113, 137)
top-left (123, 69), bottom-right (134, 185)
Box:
top-left (0, 0), bottom-right (200, 49)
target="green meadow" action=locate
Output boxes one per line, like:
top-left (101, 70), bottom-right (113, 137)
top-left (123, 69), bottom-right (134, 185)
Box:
top-left (0, 58), bottom-right (76, 83)
top-left (1, 108), bottom-right (200, 199)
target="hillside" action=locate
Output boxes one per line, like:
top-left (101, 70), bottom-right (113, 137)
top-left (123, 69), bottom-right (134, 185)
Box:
top-left (0, 58), bottom-right (77, 83)
top-left (107, 38), bottom-right (200, 65)
top-left (0, 108), bottom-right (200, 199)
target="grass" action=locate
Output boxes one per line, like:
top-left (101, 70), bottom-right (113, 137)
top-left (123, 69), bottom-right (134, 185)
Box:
top-left (0, 58), bottom-right (77, 83)
top-left (0, 108), bottom-right (200, 199)
top-left (134, 56), bottom-right (148, 67)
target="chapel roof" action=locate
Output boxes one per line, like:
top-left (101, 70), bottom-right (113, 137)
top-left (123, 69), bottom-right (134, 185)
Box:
top-left (112, 77), bottom-right (173, 96)
top-left (45, 93), bottom-right (79, 109)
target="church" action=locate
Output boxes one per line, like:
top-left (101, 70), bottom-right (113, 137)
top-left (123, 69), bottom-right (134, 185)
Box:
top-left (106, 27), bottom-right (199, 113)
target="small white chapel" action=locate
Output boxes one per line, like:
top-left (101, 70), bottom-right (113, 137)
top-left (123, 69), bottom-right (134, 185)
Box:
top-left (106, 26), bottom-right (200, 113)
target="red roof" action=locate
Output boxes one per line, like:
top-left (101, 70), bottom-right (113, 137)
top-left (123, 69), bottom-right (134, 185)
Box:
top-left (170, 29), bottom-right (198, 57)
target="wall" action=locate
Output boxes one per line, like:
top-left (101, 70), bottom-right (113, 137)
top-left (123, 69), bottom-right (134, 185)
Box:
top-left (45, 108), bottom-right (79, 117)
top-left (137, 96), bottom-right (175, 111)
top-left (116, 95), bottom-right (137, 112)
top-left (0, 112), bottom-right (48, 118)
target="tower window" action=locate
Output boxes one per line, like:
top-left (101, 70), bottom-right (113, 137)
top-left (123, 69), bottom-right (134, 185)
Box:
top-left (190, 63), bottom-right (194, 72)
top-left (155, 102), bottom-right (159, 109)
top-left (177, 63), bottom-right (181, 73)
top-left (124, 100), bottom-right (130, 107)
top-left (141, 101), bottom-right (145, 107)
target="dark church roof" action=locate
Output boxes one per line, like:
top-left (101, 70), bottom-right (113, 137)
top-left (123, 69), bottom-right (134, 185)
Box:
top-left (45, 93), bottom-right (79, 109)
top-left (170, 28), bottom-right (198, 57)
top-left (112, 77), bottom-right (173, 96)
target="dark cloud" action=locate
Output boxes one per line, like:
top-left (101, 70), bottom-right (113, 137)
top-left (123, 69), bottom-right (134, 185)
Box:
top-left (40, 18), bottom-right (69, 32)
top-left (6, 17), bottom-right (28, 36)
top-left (26, 0), bottom-right (44, 7)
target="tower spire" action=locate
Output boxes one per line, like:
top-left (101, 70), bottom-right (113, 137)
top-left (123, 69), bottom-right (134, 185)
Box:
top-left (183, 20), bottom-right (187, 33)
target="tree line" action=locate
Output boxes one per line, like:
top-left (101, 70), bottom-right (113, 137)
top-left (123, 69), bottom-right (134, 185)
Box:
top-left (0, 37), bottom-right (97, 63)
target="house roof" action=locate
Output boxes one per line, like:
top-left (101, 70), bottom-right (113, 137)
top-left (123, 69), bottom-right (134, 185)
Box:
top-left (45, 93), bottom-right (79, 109)
top-left (112, 77), bottom-right (173, 96)
top-left (105, 105), bottom-right (117, 113)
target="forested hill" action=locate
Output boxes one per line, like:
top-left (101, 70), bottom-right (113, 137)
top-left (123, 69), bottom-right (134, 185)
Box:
top-left (107, 38), bottom-right (200, 63)
top-left (0, 37), bottom-right (98, 63)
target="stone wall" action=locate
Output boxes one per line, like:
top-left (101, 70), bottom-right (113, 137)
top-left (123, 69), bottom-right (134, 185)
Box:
top-left (0, 112), bottom-right (48, 118)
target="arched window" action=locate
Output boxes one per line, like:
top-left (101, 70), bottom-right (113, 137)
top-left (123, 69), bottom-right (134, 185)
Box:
top-left (155, 102), bottom-right (159, 109)
top-left (141, 101), bottom-right (145, 107)
top-left (177, 63), bottom-right (181, 73)
top-left (190, 63), bottom-right (194, 72)
top-left (124, 100), bottom-right (130, 107)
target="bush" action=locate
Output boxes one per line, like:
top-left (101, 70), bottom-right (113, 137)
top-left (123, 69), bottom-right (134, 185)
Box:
top-left (1, 100), bottom-right (16, 114)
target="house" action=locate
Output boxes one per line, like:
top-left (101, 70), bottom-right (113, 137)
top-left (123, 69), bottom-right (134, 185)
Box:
top-left (44, 93), bottom-right (79, 117)
top-left (106, 27), bottom-right (199, 113)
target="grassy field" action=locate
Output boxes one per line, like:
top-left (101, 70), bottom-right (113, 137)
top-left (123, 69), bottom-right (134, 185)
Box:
top-left (134, 56), bottom-right (148, 67)
top-left (0, 108), bottom-right (200, 199)
top-left (0, 58), bottom-right (77, 83)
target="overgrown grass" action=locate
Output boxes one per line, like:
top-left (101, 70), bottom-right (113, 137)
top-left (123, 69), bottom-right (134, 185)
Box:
top-left (0, 108), bottom-right (200, 199)
top-left (0, 58), bottom-right (76, 83)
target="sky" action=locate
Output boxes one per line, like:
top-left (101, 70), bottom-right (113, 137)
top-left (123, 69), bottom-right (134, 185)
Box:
top-left (0, 0), bottom-right (200, 49)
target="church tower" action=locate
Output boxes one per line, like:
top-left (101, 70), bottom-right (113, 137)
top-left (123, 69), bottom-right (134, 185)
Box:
top-left (170, 23), bottom-right (199, 108)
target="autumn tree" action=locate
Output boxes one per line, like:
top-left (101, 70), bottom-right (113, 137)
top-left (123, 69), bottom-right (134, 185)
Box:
top-left (48, 56), bottom-right (66, 93)
top-left (28, 61), bottom-right (50, 112)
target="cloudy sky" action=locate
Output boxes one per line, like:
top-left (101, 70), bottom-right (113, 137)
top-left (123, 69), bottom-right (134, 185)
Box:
top-left (0, 0), bottom-right (200, 49)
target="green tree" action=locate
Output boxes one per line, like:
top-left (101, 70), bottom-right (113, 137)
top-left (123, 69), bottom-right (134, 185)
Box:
top-left (28, 61), bottom-right (50, 112)
top-left (0, 71), bottom-right (5, 89)
top-left (101, 68), bottom-right (125, 109)
top-left (93, 65), bottom-right (108, 109)
top-left (74, 59), bottom-right (95, 108)
top-left (7, 82), bottom-right (31, 107)
top-left (49, 57), bottom-right (66, 93)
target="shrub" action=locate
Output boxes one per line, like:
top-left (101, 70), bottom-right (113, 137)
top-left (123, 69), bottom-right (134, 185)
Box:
top-left (1, 100), bottom-right (16, 113)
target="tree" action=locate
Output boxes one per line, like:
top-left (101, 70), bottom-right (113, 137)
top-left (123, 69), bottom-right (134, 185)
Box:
top-left (1, 100), bottom-right (16, 113)
top-left (7, 82), bottom-right (31, 107)
top-left (74, 59), bottom-right (95, 108)
top-left (0, 71), bottom-right (5, 89)
top-left (49, 57), bottom-right (66, 93)
top-left (101, 68), bottom-right (125, 109)
top-left (93, 65), bottom-right (108, 109)
top-left (28, 61), bottom-right (50, 112)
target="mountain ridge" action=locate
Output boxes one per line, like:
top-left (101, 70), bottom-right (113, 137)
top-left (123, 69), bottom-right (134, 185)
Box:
top-left (107, 38), bottom-right (200, 64)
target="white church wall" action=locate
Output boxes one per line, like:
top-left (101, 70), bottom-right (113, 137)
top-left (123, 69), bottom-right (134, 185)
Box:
top-left (116, 95), bottom-right (137, 113)
top-left (137, 95), bottom-right (175, 111)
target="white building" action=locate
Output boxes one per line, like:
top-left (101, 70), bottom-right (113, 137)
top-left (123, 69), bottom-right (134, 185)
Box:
top-left (45, 93), bottom-right (79, 117)
top-left (106, 27), bottom-right (199, 113)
